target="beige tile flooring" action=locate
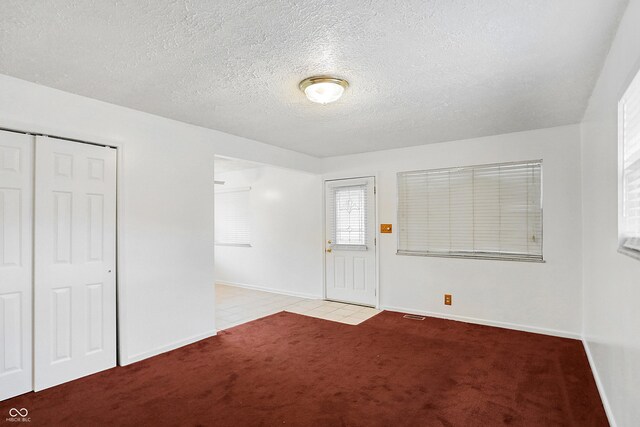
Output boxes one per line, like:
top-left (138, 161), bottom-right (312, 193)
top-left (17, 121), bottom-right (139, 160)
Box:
top-left (215, 284), bottom-right (381, 331)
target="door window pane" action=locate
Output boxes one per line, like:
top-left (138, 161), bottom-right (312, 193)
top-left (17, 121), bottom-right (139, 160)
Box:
top-left (334, 185), bottom-right (367, 246)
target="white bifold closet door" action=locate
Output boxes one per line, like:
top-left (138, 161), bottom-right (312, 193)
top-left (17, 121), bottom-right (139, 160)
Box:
top-left (34, 136), bottom-right (117, 391)
top-left (0, 131), bottom-right (33, 400)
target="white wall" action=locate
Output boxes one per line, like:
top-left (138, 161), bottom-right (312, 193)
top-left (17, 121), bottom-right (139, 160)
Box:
top-left (215, 165), bottom-right (323, 299)
top-left (580, 0), bottom-right (640, 425)
top-left (0, 74), bottom-right (320, 365)
top-left (321, 124), bottom-right (584, 337)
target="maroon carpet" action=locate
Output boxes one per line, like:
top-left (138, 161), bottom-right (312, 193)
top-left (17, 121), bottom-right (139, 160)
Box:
top-left (2, 311), bottom-right (607, 426)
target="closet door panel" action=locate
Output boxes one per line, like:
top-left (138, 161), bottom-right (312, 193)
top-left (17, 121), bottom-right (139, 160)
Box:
top-left (0, 131), bottom-right (33, 401)
top-left (34, 136), bottom-right (116, 391)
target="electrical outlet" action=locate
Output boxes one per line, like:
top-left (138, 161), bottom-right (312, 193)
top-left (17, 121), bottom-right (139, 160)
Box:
top-left (444, 294), bottom-right (452, 305)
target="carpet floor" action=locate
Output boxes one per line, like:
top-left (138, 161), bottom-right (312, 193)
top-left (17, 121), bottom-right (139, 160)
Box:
top-left (2, 311), bottom-right (607, 426)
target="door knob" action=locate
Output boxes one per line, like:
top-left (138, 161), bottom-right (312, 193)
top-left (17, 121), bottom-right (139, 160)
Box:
top-left (326, 248), bottom-right (332, 253)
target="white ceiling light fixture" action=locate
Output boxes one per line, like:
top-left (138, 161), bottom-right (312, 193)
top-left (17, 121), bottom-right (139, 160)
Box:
top-left (299, 76), bottom-right (349, 104)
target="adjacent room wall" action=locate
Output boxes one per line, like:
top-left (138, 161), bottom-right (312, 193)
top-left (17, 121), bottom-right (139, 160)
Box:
top-left (321, 124), bottom-right (584, 338)
top-left (580, 0), bottom-right (640, 425)
top-left (214, 165), bottom-right (323, 299)
top-left (0, 74), bottom-right (320, 365)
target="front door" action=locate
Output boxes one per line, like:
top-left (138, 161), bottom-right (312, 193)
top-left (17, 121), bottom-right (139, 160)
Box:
top-left (324, 177), bottom-right (376, 306)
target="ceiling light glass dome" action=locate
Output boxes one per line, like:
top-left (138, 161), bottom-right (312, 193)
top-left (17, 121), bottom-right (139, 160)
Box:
top-left (299, 76), bottom-right (349, 104)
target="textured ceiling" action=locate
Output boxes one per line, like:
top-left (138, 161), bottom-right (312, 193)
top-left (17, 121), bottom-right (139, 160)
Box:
top-left (0, 0), bottom-right (628, 157)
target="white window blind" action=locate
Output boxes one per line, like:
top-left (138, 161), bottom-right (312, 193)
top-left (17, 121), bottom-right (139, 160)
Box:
top-left (397, 160), bottom-right (543, 261)
top-left (215, 187), bottom-right (251, 246)
top-left (620, 68), bottom-right (640, 253)
top-left (327, 184), bottom-right (368, 249)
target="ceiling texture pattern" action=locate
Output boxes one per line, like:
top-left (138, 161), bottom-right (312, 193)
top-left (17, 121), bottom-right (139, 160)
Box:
top-left (0, 0), bottom-right (628, 157)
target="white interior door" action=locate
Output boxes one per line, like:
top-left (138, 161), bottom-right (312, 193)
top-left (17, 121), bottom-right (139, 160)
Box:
top-left (325, 177), bottom-right (376, 306)
top-left (0, 130), bottom-right (33, 400)
top-left (34, 136), bottom-right (117, 391)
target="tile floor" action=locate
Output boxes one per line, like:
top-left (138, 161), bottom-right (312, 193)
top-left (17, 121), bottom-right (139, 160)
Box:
top-left (215, 284), bottom-right (381, 330)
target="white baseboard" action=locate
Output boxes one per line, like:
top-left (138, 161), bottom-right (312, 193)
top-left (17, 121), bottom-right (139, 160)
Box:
top-left (216, 280), bottom-right (323, 300)
top-left (582, 339), bottom-right (617, 427)
top-left (381, 304), bottom-right (581, 340)
top-left (121, 329), bottom-right (218, 366)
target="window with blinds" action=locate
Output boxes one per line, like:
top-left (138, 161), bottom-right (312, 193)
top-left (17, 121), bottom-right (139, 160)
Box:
top-left (327, 184), bottom-right (368, 249)
top-left (619, 67), bottom-right (640, 254)
top-left (397, 160), bottom-right (543, 261)
top-left (215, 187), bottom-right (251, 247)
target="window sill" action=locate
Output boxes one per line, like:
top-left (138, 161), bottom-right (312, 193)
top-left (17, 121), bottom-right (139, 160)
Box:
top-left (215, 243), bottom-right (252, 248)
top-left (396, 251), bottom-right (545, 263)
top-left (618, 246), bottom-right (640, 261)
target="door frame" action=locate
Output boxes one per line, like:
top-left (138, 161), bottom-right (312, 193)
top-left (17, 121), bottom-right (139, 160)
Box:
top-left (322, 174), bottom-right (380, 309)
top-left (0, 125), bottom-right (126, 370)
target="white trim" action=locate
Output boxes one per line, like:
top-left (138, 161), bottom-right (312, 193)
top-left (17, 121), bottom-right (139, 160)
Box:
top-left (381, 304), bottom-right (581, 339)
top-left (122, 329), bottom-right (218, 365)
top-left (215, 186), bottom-right (251, 194)
top-left (582, 340), bottom-right (617, 427)
top-left (115, 142), bottom-right (127, 366)
top-left (374, 175), bottom-right (381, 310)
top-left (216, 280), bottom-right (323, 300)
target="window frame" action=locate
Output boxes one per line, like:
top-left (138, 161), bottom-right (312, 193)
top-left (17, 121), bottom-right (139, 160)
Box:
top-left (326, 177), bottom-right (372, 252)
top-left (618, 64), bottom-right (640, 261)
top-left (214, 186), bottom-right (252, 248)
top-left (331, 184), bottom-right (368, 249)
top-left (396, 160), bottom-right (544, 263)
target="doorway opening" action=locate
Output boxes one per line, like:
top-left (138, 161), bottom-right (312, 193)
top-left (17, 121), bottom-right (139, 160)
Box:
top-left (213, 158), bottom-right (380, 330)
